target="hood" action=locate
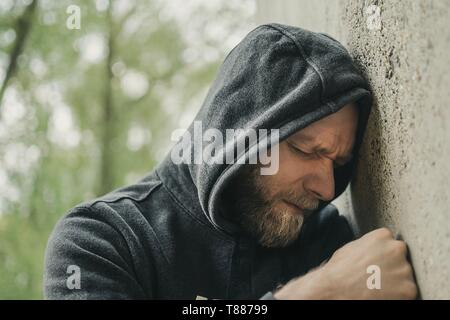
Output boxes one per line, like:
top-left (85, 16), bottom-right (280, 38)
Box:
top-left (157, 23), bottom-right (372, 236)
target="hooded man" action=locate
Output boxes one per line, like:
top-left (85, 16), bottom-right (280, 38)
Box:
top-left (44, 23), bottom-right (417, 300)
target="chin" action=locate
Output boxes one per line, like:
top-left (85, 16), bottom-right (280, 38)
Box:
top-left (257, 204), bottom-right (304, 248)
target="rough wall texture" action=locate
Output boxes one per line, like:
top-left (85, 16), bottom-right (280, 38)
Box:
top-left (256, 0), bottom-right (450, 299)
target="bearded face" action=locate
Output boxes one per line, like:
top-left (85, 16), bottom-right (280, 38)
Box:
top-left (223, 164), bottom-right (320, 248)
top-left (221, 104), bottom-right (358, 248)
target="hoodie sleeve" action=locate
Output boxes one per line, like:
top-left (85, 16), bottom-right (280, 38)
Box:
top-left (44, 205), bottom-right (153, 299)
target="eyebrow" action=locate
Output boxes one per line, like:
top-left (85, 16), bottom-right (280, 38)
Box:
top-left (314, 146), bottom-right (354, 166)
top-left (291, 133), bottom-right (354, 165)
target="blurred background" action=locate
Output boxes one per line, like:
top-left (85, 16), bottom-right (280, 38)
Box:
top-left (0, 0), bottom-right (256, 299)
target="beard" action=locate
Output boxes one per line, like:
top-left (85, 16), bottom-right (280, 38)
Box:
top-left (222, 165), bottom-right (320, 248)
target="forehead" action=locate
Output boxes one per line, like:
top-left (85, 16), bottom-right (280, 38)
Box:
top-left (291, 104), bottom-right (359, 142)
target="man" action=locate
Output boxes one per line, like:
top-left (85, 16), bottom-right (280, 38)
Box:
top-left (44, 23), bottom-right (417, 299)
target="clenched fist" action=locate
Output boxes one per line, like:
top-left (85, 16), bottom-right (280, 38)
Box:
top-left (274, 228), bottom-right (418, 300)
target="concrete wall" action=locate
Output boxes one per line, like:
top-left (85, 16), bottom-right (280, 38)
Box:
top-left (256, 0), bottom-right (450, 299)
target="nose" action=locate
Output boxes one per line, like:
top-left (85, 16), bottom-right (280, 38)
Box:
top-left (304, 159), bottom-right (335, 202)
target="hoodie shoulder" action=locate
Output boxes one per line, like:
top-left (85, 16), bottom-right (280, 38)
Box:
top-left (44, 176), bottom-right (163, 299)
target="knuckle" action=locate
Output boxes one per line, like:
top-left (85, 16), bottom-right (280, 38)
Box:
top-left (376, 227), bottom-right (393, 239)
top-left (402, 263), bottom-right (414, 277)
top-left (393, 240), bottom-right (408, 255)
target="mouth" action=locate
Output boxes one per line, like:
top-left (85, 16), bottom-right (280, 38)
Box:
top-left (283, 200), bottom-right (314, 219)
top-left (283, 200), bottom-right (305, 215)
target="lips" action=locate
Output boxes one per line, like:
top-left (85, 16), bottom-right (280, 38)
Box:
top-left (283, 200), bottom-right (314, 219)
top-left (283, 200), bottom-right (305, 214)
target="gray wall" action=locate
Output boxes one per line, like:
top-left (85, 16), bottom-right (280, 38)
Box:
top-left (256, 0), bottom-right (450, 299)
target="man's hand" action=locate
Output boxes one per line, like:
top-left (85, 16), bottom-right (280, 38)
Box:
top-left (274, 228), bottom-right (418, 300)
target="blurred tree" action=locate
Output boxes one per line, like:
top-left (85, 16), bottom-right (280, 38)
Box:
top-left (0, 0), bottom-right (255, 299)
top-left (99, 3), bottom-right (115, 195)
top-left (0, 0), bottom-right (37, 110)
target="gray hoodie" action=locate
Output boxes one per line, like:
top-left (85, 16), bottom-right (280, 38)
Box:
top-left (44, 23), bottom-right (372, 299)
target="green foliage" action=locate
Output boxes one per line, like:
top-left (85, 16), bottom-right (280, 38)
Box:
top-left (0, 0), bottom-right (255, 299)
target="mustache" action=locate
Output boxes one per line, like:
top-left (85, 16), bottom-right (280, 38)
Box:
top-left (276, 189), bottom-right (320, 212)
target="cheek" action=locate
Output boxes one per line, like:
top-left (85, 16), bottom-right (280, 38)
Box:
top-left (260, 143), bottom-right (307, 197)
top-left (277, 142), bottom-right (307, 183)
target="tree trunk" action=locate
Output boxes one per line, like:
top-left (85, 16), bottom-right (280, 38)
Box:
top-left (0, 0), bottom-right (37, 110)
top-left (98, 4), bottom-right (115, 196)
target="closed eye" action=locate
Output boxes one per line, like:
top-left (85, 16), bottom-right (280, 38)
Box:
top-left (288, 140), bottom-right (349, 168)
top-left (287, 141), bottom-right (314, 158)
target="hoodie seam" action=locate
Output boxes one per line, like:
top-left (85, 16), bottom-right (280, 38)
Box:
top-left (87, 181), bottom-right (163, 206)
top-left (226, 242), bottom-right (237, 298)
top-left (155, 169), bottom-right (234, 243)
top-left (262, 24), bottom-right (335, 113)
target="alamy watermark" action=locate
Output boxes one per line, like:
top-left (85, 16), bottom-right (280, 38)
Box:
top-left (366, 264), bottom-right (381, 290)
top-left (66, 5), bottom-right (81, 30)
top-left (66, 264), bottom-right (81, 290)
top-left (170, 121), bottom-right (280, 175)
